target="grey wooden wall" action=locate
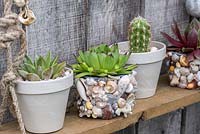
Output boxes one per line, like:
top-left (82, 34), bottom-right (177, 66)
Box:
top-left (0, 0), bottom-right (200, 133)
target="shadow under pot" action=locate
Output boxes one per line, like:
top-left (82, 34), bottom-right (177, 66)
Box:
top-left (75, 72), bottom-right (137, 119)
top-left (168, 52), bottom-right (200, 89)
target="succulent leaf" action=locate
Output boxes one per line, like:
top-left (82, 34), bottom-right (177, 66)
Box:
top-left (18, 51), bottom-right (66, 81)
top-left (72, 44), bottom-right (136, 78)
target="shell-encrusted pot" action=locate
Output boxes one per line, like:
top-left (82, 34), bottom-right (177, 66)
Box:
top-left (76, 71), bottom-right (137, 119)
top-left (168, 52), bottom-right (200, 89)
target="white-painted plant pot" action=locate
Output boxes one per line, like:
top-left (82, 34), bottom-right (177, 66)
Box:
top-left (15, 70), bottom-right (73, 133)
top-left (118, 41), bottom-right (166, 99)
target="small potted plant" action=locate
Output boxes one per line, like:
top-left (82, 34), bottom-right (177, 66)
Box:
top-left (16, 52), bottom-right (73, 133)
top-left (72, 44), bottom-right (137, 119)
top-left (118, 16), bottom-right (166, 99)
top-left (161, 18), bottom-right (200, 89)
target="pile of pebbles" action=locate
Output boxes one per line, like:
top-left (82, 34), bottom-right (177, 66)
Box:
top-left (168, 52), bottom-right (200, 89)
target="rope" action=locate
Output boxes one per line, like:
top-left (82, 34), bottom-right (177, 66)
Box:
top-left (0, 0), bottom-right (27, 133)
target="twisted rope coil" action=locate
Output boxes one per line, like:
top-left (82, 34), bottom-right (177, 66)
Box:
top-left (0, 0), bottom-right (27, 134)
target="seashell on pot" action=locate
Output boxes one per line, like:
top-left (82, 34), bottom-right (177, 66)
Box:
top-left (187, 73), bottom-right (194, 83)
top-left (179, 55), bottom-right (189, 67)
top-left (125, 83), bottom-right (134, 93)
top-left (197, 71), bottom-right (200, 81)
top-left (96, 102), bottom-right (107, 108)
top-left (86, 101), bottom-right (93, 110)
top-left (92, 106), bottom-right (103, 118)
top-left (118, 75), bottom-right (130, 94)
top-left (98, 81), bottom-right (106, 87)
top-left (104, 81), bottom-right (117, 93)
top-left (170, 75), bottom-right (179, 86)
top-left (117, 98), bottom-right (126, 108)
top-left (76, 79), bottom-right (89, 101)
top-left (190, 65), bottom-right (199, 73)
top-left (115, 103), bottom-right (132, 118)
top-left (126, 93), bottom-right (136, 105)
top-left (174, 68), bottom-right (181, 78)
top-left (180, 67), bottom-right (190, 76)
top-left (178, 83), bottom-right (187, 89)
top-left (171, 54), bottom-right (180, 62)
top-left (86, 77), bottom-right (98, 86)
top-left (102, 105), bottom-right (113, 120)
top-left (187, 80), bottom-right (197, 89)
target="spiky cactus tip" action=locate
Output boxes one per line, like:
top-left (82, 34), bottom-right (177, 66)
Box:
top-left (128, 16), bottom-right (151, 53)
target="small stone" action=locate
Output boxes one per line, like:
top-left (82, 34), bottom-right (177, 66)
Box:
top-left (180, 55), bottom-right (189, 67)
top-left (178, 83), bottom-right (187, 88)
top-left (102, 105), bottom-right (113, 120)
top-left (187, 81), bottom-right (197, 89)
top-left (180, 76), bottom-right (187, 84)
top-left (180, 67), bottom-right (190, 76)
top-left (169, 66), bottom-right (175, 72)
top-left (174, 68), bottom-right (181, 78)
top-left (197, 71), bottom-right (200, 81)
top-left (190, 65), bottom-right (199, 73)
top-left (170, 75), bottom-right (179, 86)
top-left (86, 101), bottom-right (93, 110)
top-left (176, 62), bottom-right (181, 68)
top-left (96, 102), bottom-right (107, 108)
top-left (172, 54), bottom-right (180, 62)
top-left (187, 73), bottom-right (194, 83)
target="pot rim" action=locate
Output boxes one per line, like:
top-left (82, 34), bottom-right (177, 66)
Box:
top-left (16, 68), bottom-right (73, 95)
top-left (16, 68), bottom-right (73, 84)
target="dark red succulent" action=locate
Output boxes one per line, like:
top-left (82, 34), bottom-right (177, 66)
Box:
top-left (161, 18), bottom-right (200, 61)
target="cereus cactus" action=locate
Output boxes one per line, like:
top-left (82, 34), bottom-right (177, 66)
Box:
top-left (128, 16), bottom-right (151, 53)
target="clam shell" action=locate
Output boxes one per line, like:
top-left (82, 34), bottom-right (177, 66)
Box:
top-left (126, 93), bottom-right (135, 105)
top-left (96, 102), bottom-right (107, 108)
top-left (86, 101), bottom-right (93, 110)
top-left (86, 77), bottom-right (97, 86)
top-left (125, 83), bottom-right (134, 93)
top-left (92, 106), bottom-right (103, 117)
top-left (76, 79), bottom-right (89, 101)
top-left (117, 98), bottom-right (126, 108)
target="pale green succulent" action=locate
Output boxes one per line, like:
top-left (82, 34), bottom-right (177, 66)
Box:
top-left (72, 44), bottom-right (137, 78)
top-left (18, 52), bottom-right (66, 81)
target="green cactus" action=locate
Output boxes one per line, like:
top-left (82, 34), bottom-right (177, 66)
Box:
top-left (128, 16), bottom-right (151, 53)
top-left (18, 51), bottom-right (66, 81)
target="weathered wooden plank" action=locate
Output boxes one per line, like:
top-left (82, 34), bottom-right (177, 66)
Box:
top-left (26, 0), bottom-right (86, 64)
top-left (138, 110), bottom-right (182, 134)
top-left (1, 76), bottom-right (200, 134)
top-left (86, 0), bottom-right (141, 48)
top-left (181, 103), bottom-right (200, 134)
top-left (143, 0), bottom-right (189, 41)
top-left (115, 124), bottom-right (136, 134)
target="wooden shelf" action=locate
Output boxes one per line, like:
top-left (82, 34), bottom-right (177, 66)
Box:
top-left (1, 75), bottom-right (200, 134)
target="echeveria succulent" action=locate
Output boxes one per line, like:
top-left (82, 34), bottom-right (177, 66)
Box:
top-left (18, 52), bottom-right (66, 81)
top-left (72, 44), bottom-right (137, 78)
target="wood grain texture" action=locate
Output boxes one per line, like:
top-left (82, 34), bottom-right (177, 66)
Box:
top-left (86, 0), bottom-right (141, 47)
top-left (143, 0), bottom-right (189, 41)
top-left (1, 76), bottom-right (200, 134)
top-left (26, 0), bottom-right (86, 64)
top-left (138, 110), bottom-right (182, 134)
top-left (181, 103), bottom-right (200, 134)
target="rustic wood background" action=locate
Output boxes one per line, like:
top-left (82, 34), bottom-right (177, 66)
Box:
top-left (1, 0), bottom-right (200, 133)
